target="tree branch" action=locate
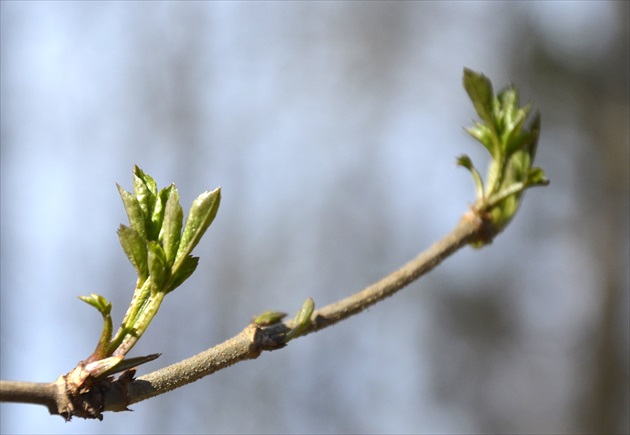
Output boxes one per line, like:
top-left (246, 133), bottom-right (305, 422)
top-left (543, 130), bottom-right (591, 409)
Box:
top-left (0, 381), bottom-right (59, 414)
top-left (1, 68), bottom-right (549, 421)
top-left (0, 207), bottom-right (487, 419)
top-left (111, 210), bottom-right (485, 409)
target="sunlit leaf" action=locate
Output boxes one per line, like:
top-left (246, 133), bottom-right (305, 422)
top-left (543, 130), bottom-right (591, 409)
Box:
top-left (78, 293), bottom-right (112, 316)
top-left (160, 185), bottom-right (183, 266)
top-left (117, 224), bottom-right (148, 281)
top-left (117, 185), bottom-right (147, 239)
top-left (133, 165), bottom-right (158, 219)
top-left (148, 241), bottom-right (168, 293)
top-left (167, 255), bottom-right (199, 293)
top-left (176, 188), bottom-right (221, 262)
top-left (79, 293), bottom-right (113, 360)
top-left (463, 68), bottom-right (495, 126)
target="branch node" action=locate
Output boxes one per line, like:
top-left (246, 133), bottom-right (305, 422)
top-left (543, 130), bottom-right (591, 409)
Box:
top-left (250, 323), bottom-right (288, 352)
top-left (59, 364), bottom-right (138, 421)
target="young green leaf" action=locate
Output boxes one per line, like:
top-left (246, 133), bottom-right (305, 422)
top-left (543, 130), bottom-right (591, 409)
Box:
top-left (147, 188), bottom-right (166, 242)
top-left (457, 154), bottom-right (485, 200)
top-left (133, 165), bottom-right (158, 219)
top-left (79, 293), bottom-right (112, 316)
top-left (147, 241), bottom-right (168, 293)
top-left (463, 68), bottom-right (495, 127)
top-left (160, 185), bottom-right (183, 266)
top-left (176, 188), bottom-right (221, 262)
top-left (465, 122), bottom-right (495, 155)
top-left (167, 255), bottom-right (199, 293)
top-left (79, 294), bottom-right (113, 360)
top-left (117, 185), bottom-right (147, 239)
top-left (105, 167), bottom-right (222, 360)
top-left (117, 224), bottom-right (148, 281)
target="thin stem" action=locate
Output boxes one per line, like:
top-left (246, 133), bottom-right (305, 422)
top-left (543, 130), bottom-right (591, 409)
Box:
top-left (112, 291), bottom-right (166, 357)
top-left (108, 279), bottom-right (153, 354)
top-left (487, 181), bottom-right (526, 207)
top-left (301, 213), bottom-right (479, 334)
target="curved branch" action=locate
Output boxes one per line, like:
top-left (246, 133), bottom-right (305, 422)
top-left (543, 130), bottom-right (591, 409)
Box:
top-left (300, 211), bottom-right (483, 333)
top-left (1, 210), bottom-right (487, 418)
top-left (113, 211), bottom-right (484, 409)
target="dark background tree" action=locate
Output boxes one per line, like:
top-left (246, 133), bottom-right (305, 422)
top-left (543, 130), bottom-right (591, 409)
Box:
top-left (1, 2), bottom-right (627, 433)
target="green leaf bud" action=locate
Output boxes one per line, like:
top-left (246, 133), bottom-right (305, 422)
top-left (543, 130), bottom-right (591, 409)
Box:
top-left (253, 311), bottom-right (287, 326)
top-left (78, 293), bottom-right (112, 316)
top-left (286, 297), bottom-right (315, 342)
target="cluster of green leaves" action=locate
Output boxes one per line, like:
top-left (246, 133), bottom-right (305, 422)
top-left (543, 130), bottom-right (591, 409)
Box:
top-left (79, 166), bottom-right (220, 376)
top-left (71, 69), bottom-right (547, 382)
top-left (458, 68), bottom-right (549, 244)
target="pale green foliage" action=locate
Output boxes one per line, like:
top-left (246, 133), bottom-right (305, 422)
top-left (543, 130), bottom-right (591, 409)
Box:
top-left (459, 68), bottom-right (549, 245)
top-left (79, 166), bottom-right (220, 376)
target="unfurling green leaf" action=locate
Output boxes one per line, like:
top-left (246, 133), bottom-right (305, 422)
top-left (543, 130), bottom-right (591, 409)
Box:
top-left (148, 241), bottom-right (168, 292)
top-left (168, 255), bottom-right (199, 293)
top-left (79, 293), bottom-right (112, 316)
top-left (133, 165), bottom-right (158, 219)
top-left (147, 187), bottom-right (166, 242)
top-left (176, 188), bottom-right (221, 262)
top-left (457, 154), bottom-right (484, 199)
top-left (117, 225), bottom-right (148, 281)
top-left (79, 293), bottom-right (113, 360)
top-left (160, 185), bottom-right (183, 266)
top-left (463, 68), bottom-right (495, 127)
top-left (464, 122), bottom-right (495, 156)
top-left (117, 184), bottom-right (147, 239)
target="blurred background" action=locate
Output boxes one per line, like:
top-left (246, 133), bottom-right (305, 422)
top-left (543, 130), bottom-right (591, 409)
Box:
top-left (1, 1), bottom-right (628, 434)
